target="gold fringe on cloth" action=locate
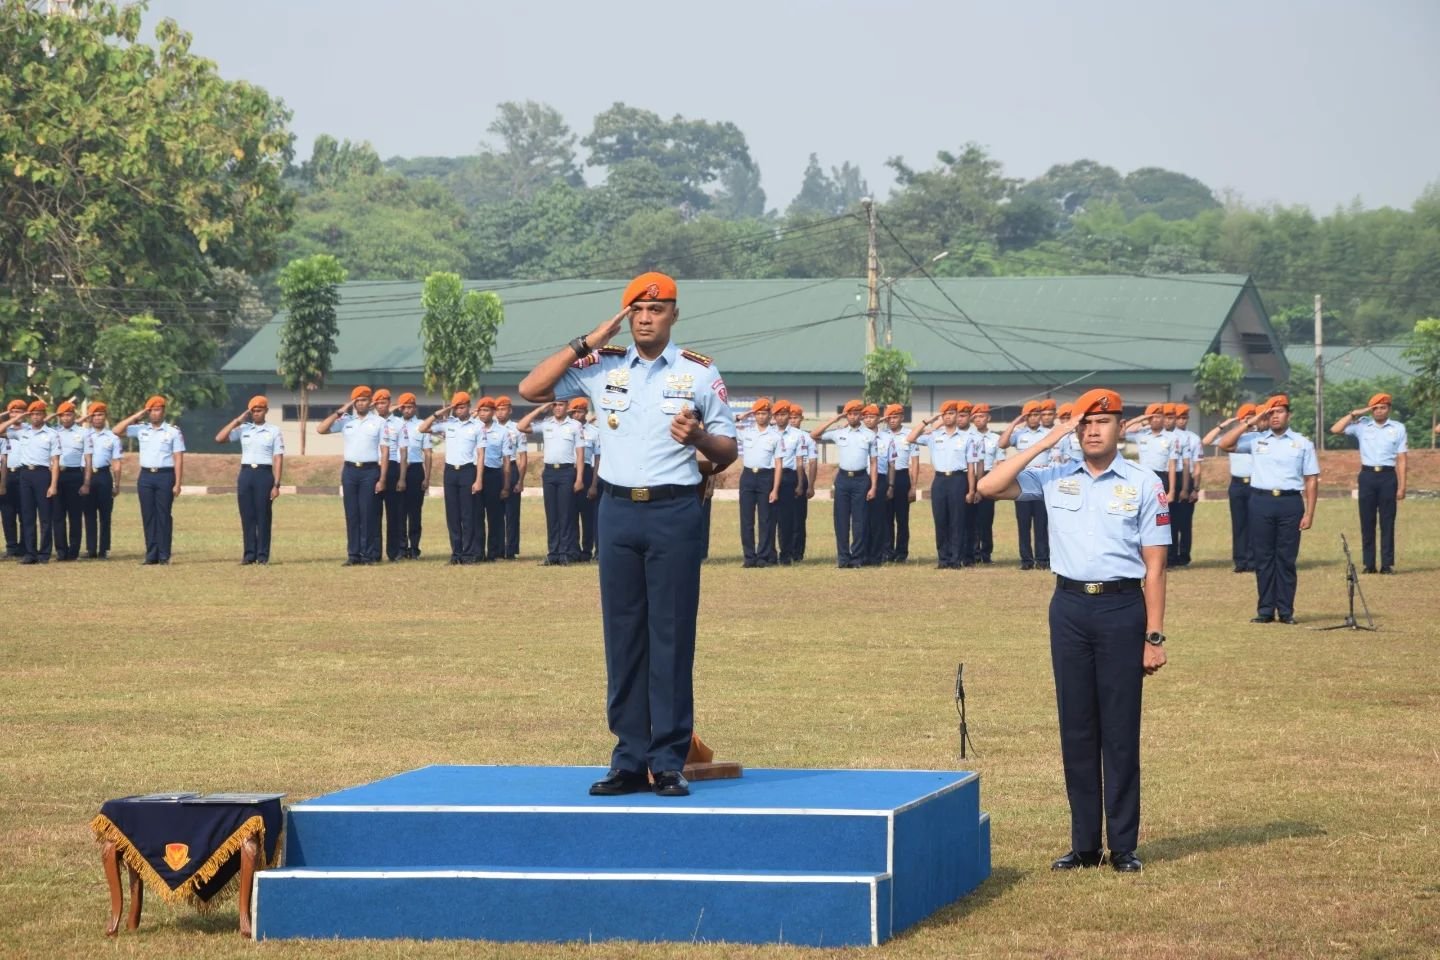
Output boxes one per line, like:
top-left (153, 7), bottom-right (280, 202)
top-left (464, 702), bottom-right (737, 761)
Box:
top-left (89, 814), bottom-right (284, 909)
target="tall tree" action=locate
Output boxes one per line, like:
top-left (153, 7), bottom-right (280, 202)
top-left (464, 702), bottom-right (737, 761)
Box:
top-left (787, 154), bottom-right (869, 218)
top-left (863, 348), bottom-right (913, 406)
top-left (1191, 352), bottom-right (1245, 419)
top-left (276, 254), bottom-right (347, 454)
top-left (583, 103), bottom-right (755, 214)
top-left (419, 273), bottom-right (504, 397)
top-left (92, 315), bottom-right (182, 418)
top-left (710, 159), bottom-right (767, 221)
top-left (297, 134), bottom-right (382, 189)
top-left (464, 100), bottom-right (583, 205)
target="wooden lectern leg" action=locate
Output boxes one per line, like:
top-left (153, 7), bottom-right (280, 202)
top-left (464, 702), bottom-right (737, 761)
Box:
top-left (102, 841), bottom-right (123, 937)
top-left (126, 862), bottom-right (143, 930)
top-left (237, 836), bottom-right (259, 938)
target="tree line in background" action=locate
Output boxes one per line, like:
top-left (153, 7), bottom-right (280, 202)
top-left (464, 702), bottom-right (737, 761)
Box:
top-left (2, 2), bottom-right (1439, 442)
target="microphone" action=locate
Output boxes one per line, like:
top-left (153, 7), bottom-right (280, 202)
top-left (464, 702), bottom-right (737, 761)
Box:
top-left (955, 662), bottom-right (976, 760)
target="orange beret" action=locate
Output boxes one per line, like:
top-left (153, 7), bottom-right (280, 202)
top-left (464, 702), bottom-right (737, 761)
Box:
top-left (752, 398), bottom-right (772, 413)
top-left (248, 396), bottom-right (269, 410)
top-left (1175, 403), bottom-right (1190, 416)
top-left (790, 407), bottom-right (804, 417)
top-left (843, 400), bottom-right (863, 414)
top-left (954, 401), bottom-right (973, 414)
top-left (495, 395), bottom-right (512, 406)
top-left (1266, 394), bottom-right (1290, 410)
top-left (27, 400), bottom-right (47, 414)
top-left (1145, 403), bottom-right (1163, 417)
top-left (88, 402), bottom-right (108, 415)
top-left (1161, 403), bottom-right (1177, 416)
top-left (145, 395), bottom-right (167, 410)
top-left (862, 403), bottom-right (880, 416)
top-left (1236, 403), bottom-right (1257, 419)
top-left (622, 271), bottom-right (678, 307)
top-left (1073, 388), bottom-right (1123, 419)
top-left (884, 404), bottom-right (904, 417)
top-left (350, 386), bottom-right (372, 401)
top-left (6, 399), bottom-right (27, 412)
top-left (396, 392), bottom-right (417, 406)
top-left (1039, 398), bottom-right (1056, 411)
top-left (477, 396), bottom-right (497, 408)
top-left (567, 397), bottom-right (588, 411)
top-left (972, 403), bottom-right (990, 414)
top-left (1369, 393), bottom-right (1392, 407)
top-left (1021, 400), bottom-right (1041, 416)
top-left (450, 391), bottom-right (471, 406)
top-left (372, 389), bottom-right (392, 403)
top-left (56, 401), bottom-right (76, 415)
top-left (772, 400), bottom-right (791, 415)
top-left (1056, 403), bottom-right (1074, 418)
top-left (939, 400), bottom-right (958, 414)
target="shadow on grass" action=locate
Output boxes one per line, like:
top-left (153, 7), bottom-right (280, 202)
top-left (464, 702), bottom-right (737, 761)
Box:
top-left (174, 909), bottom-right (246, 935)
top-left (897, 865), bottom-right (1027, 939)
top-left (1145, 819), bottom-right (1326, 863)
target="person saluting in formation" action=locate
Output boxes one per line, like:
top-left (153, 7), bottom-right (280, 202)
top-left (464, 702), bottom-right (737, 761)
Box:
top-left (1330, 393), bottom-right (1407, 574)
top-left (519, 272), bottom-right (737, 798)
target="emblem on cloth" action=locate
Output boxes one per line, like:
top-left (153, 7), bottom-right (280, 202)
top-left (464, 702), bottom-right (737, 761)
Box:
top-left (163, 843), bottom-right (191, 871)
top-left (1057, 478), bottom-right (1080, 495)
top-left (605, 368), bottom-right (630, 389)
top-left (645, 282), bottom-right (661, 299)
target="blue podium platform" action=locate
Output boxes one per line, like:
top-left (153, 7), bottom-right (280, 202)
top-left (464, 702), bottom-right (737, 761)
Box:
top-left (254, 765), bottom-right (990, 946)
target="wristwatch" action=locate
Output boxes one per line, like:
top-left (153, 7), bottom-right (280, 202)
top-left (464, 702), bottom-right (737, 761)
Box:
top-left (568, 336), bottom-right (590, 358)
top-left (1145, 632), bottom-right (1166, 646)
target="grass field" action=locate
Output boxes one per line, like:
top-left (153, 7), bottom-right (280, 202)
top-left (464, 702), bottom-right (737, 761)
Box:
top-left (2, 494), bottom-right (1437, 959)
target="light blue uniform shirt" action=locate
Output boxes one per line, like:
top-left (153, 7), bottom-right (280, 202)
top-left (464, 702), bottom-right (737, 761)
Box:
top-left (229, 422), bottom-right (285, 465)
top-left (85, 428), bottom-right (123, 469)
top-left (1018, 455), bottom-right (1172, 581)
top-left (916, 427), bottom-right (970, 473)
top-left (556, 341), bottom-right (736, 487)
top-left (777, 426), bottom-right (805, 471)
top-left (577, 421), bottom-right (600, 467)
top-left (1234, 429), bottom-right (1320, 491)
top-left (398, 417), bottom-right (433, 464)
top-left (1126, 429), bottom-right (1178, 472)
top-left (479, 420), bottom-right (510, 468)
top-left (1344, 417), bottom-right (1407, 467)
top-left (980, 431), bottom-right (999, 471)
top-left (1010, 425), bottom-right (1050, 471)
top-left (382, 414), bottom-right (405, 463)
top-left (530, 416), bottom-right (577, 466)
top-left (874, 428), bottom-right (896, 476)
top-left (18, 424), bottom-right (60, 467)
top-left (331, 412), bottom-right (385, 464)
top-left (892, 432), bottom-right (917, 471)
top-left (498, 420), bottom-right (523, 461)
top-left (1228, 449), bottom-right (1253, 479)
top-left (4, 424), bottom-right (22, 468)
top-left (126, 422), bottom-right (185, 468)
top-left (823, 424), bottom-right (876, 472)
top-left (1052, 429), bottom-right (1080, 465)
top-left (1175, 429), bottom-right (1202, 467)
top-left (432, 417), bottom-right (484, 468)
top-left (56, 424), bottom-right (87, 467)
top-left (738, 423), bottom-right (781, 471)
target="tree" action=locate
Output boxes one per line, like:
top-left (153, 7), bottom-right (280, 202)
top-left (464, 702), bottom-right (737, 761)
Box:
top-left (787, 154), bottom-right (869, 218)
top-left (710, 159), bottom-right (767, 221)
top-left (419, 273), bottom-right (504, 398)
top-left (465, 101), bottom-right (583, 205)
top-left (0, 1), bottom-right (293, 402)
top-left (92, 315), bottom-right (182, 419)
top-left (863, 348), bottom-right (913, 407)
top-left (1191, 352), bottom-right (1245, 419)
top-left (276, 255), bottom-right (347, 454)
top-left (1402, 317), bottom-right (1440, 447)
top-left (297, 134), bottom-right (381, 189)
top-left (583, 103), bottom-right (755, 213)
top-left (1120, 168), bottom-right (1221, 221)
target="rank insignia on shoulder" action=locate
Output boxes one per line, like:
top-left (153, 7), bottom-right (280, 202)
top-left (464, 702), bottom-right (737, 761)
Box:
top-left (681, 349), bottom-right (713, 367)
top-left (598, 344), bottom-right (627, 356)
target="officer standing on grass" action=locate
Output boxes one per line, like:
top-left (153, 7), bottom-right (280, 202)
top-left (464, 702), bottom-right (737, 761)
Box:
top-left (1330, 393), bottom-right (1407, 574)
top-left (112, 396), bottom-right (185, 566)
top-left (1203, 403), bottom-right (1257, 573)
top-left (495, 396), bottom-right (527, 559)
top-left (883, 404), bottom-right (917, 563)
top-left (520, 271), bottom-right (737, 798)
top-left (999, 400), bottom-right (1051, 570)
top-left (1218, 395), bottom-right (1319, 624)
top-left (396, 393), bottom-right (432, 559)
top-left (1, 401), bottom-right (60, 564)
top-left (372, 389), bottom-right (407, 563)
top-left (811, 400), bottom-right (876, 569)
top-left (420, 393), bottom-right (484, 565)
top-left (318, 386), bottom-right (388, 566)
top-left (1, 398), bottom-right (28, 558)
top-left (979, 388), bottom-right (1169, 874)
top-left (215, 397), bottom-right (284, 565)
top-left (80, 403), bottom-right (122, 560)
top-left (52, 401), bottom-right (87, 561)
top-left (792, 407), bottom-right (817, 561)
top-left (773, 401), bottom-right (805, 565)
top-left (971, 403), bottom-right (998, 563)
top-left (518, 399), bottom-right (583, 565)
top-left (908, 401), bottom-right (970, 569)
top-left (735, 398), bottom-right (782, 568)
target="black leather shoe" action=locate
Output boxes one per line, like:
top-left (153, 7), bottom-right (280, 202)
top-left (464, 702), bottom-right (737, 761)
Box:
top-left (1278, 615), bottom-right (1297, 624)
top-left (1110, 851), bottom-right (1143, 872)
top-left (1250, 615), bottom-right (1273, 623)
top-left (588, 769), bottom-right (650, 796)
top-left (1051, 850), bottom-right (1103, 870)
top-left (1380, 567), bottom-right (1394, 575)
top-left (1363, 566), bottom-right (1377, 574)
top-left (1020, 562), bottom-right (1034, 571)
top-left (652, 771), bottom-right (690, 797)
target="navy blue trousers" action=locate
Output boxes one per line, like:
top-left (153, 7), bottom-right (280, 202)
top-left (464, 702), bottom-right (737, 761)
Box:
top-left (237, 465), bottom-right (274, 562)
top-left (503, 462), bottom-right (522, 558)
top-left (863, 470), bottom-right (891, 565)
top-left (340, 462), bottom-right (381, 563)
top-left (598, 491), bottom-right (701, 775)
top-left (443, 463), bottom-right (478, 561)
top-left (136, 468), bottom-right (175, 563)
top-left (832, 471), bottom-right (869, 567)
top-left (795, 475), bottom-right (810, 560)
top-left (1357, 468), bottom-right (1397, 569)
top-left (1049, 587), bottom-right (1146, 855)
top-left (887, 468), bottom-right (912, 561)
top-left (776, 468), bottom-right (799, 563)
top-left (481, 465), bottom-right (507, 560)
top-left (83, 468), bottom-right (114, 557)
top-left (973, 497), bottom-right (995, 562)
top-left (380, 461), bottom-right (404, 560)
top-left (700, 495), bottom-right (713, 561)
top-left (18, 467), bottom-right (54, 561)
top-left (1250, 491), bottom-right (1304, 618)
top-left (542, 464), bottom-right (578, 562)
top-left (739, 468), bottom-right (777, 564)
top-left (54, 468), bottom-right (84, 559)
top-left (401, 462), bottom-right (426, 557)
top-left (931, 473), bottom-right (968, 567)
top-left (1015, 498), bottom-right (1049, 564)
top-left (2, 475), bottom-right (21, 556)
top-left (1228, 478), bottom-right (1253, 569)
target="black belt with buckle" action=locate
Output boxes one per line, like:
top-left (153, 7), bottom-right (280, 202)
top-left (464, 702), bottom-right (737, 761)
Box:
top-left (1252, 488), bottom-right (1300, 497)
top-left (144, 467), bottom-right (174, 474)
top-left (23, 465), bottom-right (46, 471)
top-left (840, 469), bottom-right (864, 478)
top-left (544, 462), bottom-right (572, 469)
top-left (92, 467), bottom-right (110, 473)
top-left (1057, 576), bottom-right (1143, 595)
top-left (244, 463), bottom-right (273, 469)
top-left (747, 467), bottom-right (765, 473)
top-left (602, 481), bottom-right (700, 503)
top-left (937, 470), bottom-right (967, 477)
top-left (1365, 465), bottom-right (1395, 473)
top-left (347, 461), bottom-right (378, 468)
top-left (60, 466), bottom-right (83, 472)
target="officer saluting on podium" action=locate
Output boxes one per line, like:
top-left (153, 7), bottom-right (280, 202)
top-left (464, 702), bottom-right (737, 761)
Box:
top-left (979, 388), bottom-right (1169, 874)
top-left (520, 272), bottom-right (737, 798)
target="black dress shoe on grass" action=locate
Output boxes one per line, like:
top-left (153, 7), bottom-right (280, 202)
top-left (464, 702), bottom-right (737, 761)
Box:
top-left (652, 771), bottom-right (690, 797)
top-left (1051, 850), bottom-right (1103, 870)
top-left (1278, 615), bottom-right (1297, 624)
top-left (588, 770), bottom-right (650, 796)
top-left (1250, 615), bottom-right (1273, 623)
top-left (1110, 852), bottom-right (1143, 872)
top-left (1363, 566), bottom-right (1377, 574)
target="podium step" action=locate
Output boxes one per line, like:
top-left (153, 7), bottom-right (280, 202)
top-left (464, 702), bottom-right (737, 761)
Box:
top-left (254, 866), bottom-right (892, 946)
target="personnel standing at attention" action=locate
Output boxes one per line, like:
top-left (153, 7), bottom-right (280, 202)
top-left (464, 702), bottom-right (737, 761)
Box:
top-left (1124, 403), bottom-right (1179, 502)
top-left (420, 393), bottom-right (484, 565)
top-left (1218, 395), bottom-right (1319, 624)
top-left (979, 388), bottom-right (1169, 874)
top-left (1, 399), bottom-right (28, 558)
top-left (318, 386), bottom-right (388, 566)
top-left (80, 403), bottom-right (122, 560)
top-left (519, 271), bottom-right (737, 798)
top-left (372, 389), bottom-right (407, 562)
top-left (811, 400), bottom-right (876, 569)
top-left (772, 401), bottom-right (805, 566)
top-left (518, 399), bottom-right (583, 565)
top-left (971, 403), bottom-right (998, 564)
top-left (791, 407), bottom-right (817, 562)
top-left (908, 401), bottom-right (971, 569)
top-left (475, 396), bottom-right (512, 562)
top-left (112, 396), bottom-right (185, 565)
top-left (395, 393), bottom-right (432, 559)
top-left (495, 396), bottom-right (526, 560)
top-left (567, 398), bottom-right (597, 562)
top-left (883, 404), bottom-right (917, 564)
top-left (736, 398), bottom-right (782, 568)
top-left (1203, 403), bottom-right (1257, 573)
top-left (1331, 393), bottom-right (1407, 574)
top-left (861, 403), bottom-right (892, 566)
top-left (0, 401), bottom-right (60, 564)
top-left (1169, 404), bottom-right (1202, 568)
top-left (214, 396), bottom-right (284, 565)
top-left (52, 401), bottom-right (88, 561)
top-left (999, 400), bottom-right (1051, 570)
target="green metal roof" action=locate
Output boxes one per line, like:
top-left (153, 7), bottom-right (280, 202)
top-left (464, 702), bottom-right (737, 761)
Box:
top-left (1283, 343), bottom-right (1416, 384)
top-left (225, 273), bottom-right (1272, 385)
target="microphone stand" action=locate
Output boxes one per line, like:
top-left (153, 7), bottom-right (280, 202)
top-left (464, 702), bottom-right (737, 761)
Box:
top-left (955, 663), bottom-right (976, 759)
top-left (1319, 533), bottom-right (1376, 631)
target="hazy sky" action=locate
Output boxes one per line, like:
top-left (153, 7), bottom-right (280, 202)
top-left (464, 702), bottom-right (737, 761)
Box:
top-left (144, 0), bottom-right (1439, 213)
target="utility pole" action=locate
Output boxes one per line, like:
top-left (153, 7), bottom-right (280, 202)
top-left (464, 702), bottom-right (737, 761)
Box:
top-left (1314, 294), bottom-right (1324, 450)
top-left (862, 197), bottom-right (878, 354)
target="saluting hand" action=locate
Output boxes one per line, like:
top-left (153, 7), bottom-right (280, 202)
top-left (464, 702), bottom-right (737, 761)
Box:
top-left (671, 405), bottom-right (705, 446)
top-left (587, 308), bottom-right (630, 351)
